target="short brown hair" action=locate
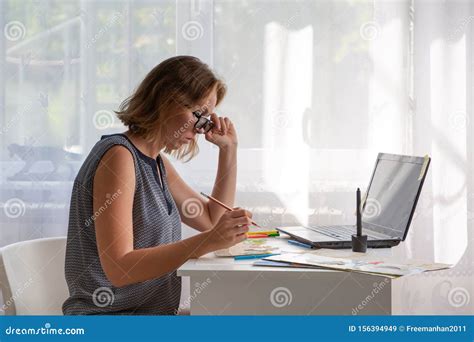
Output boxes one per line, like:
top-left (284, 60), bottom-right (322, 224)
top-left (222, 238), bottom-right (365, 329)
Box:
top-left (115, 55), bottom-right (226, 161)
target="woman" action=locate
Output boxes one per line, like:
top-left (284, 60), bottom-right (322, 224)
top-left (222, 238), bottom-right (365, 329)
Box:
top-left (62, 56), bottom-right (253, 315)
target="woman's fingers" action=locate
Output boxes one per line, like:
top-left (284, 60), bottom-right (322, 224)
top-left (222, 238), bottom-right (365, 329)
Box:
top-left (209, 112), bottom-right (221, 131)
top-left (235, 234), bottom-right (248, 243)
top-left (234, 228), bottom-right (248, 237)
top-left (229, 209), bottom-right (252, 218)
top-left (219, 117), bottom-right (228, 134)
top-left (224, 117), bottom-right (233, 133)
top-left (208, 113), bottom-right (230, 135)
top-left (232, 216), bottom-right (253, 226)
top-left (235, 225), bottom-right (250, 235)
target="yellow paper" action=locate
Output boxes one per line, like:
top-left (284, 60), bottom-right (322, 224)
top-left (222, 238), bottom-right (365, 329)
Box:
top-left (418, 155), bottom-right (430, 180)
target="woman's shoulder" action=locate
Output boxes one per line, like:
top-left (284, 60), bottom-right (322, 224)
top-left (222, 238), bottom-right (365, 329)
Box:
top-left (99, 144), bottom-right (134, 165)
top-left (94, 144), bottom-right (135, 189)
top-left (88, 134), bottom-right (135, 161)
top-left (75, 134), bottom-right (136, 183)
top-left (95, 133), bottom-right (131, 149)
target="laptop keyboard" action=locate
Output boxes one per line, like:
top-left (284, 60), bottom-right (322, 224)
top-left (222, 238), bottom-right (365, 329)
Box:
top-left (307, 225), bottom-right (379, 240)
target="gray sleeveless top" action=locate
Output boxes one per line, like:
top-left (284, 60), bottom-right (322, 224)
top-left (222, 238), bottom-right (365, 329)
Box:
top-left (62, 133), bottom-right (182, 315)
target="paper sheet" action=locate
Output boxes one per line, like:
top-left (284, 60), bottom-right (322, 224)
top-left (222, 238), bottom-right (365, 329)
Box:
top-left (264, 252), bottom-right (452, 277)
top-left (214, 238), bottom-right (280, 257)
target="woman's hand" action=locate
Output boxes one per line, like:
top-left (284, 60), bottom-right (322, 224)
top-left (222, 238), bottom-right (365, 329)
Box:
top-left (204, 113), bottom-right (238, 149)
top-left (206, 208), bottom-right (252, 250)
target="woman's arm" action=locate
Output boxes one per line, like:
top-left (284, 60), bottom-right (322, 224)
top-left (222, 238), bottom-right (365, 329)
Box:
top-left (93, 146), bottom-right (251, 287)
top-left (204, 115), bottom-right (239, 225)
top-left (207, 144), bottom-right (237, 224)
top-left (163, 116), bottom-right (238, 231)
top-left (162, 145), bottom-right (237, 232)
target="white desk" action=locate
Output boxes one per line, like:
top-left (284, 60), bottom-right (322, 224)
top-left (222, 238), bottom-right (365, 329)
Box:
top-left (177, 236), bottom-right (393, 315)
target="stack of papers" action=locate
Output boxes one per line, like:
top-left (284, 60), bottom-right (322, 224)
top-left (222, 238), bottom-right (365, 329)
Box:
top-left (261, 252), bottom-right (452, 278)
top-left (215, 238), bottom-right (280, 257)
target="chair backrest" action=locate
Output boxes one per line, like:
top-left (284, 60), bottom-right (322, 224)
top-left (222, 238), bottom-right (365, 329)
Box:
top-left (0, 237), bottom-right (69, 315)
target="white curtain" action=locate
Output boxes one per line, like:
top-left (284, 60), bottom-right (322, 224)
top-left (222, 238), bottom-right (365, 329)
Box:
top-left (392, 0), bottom-right (473, 315)
top-left (1, 0), bottom-right (472, 315)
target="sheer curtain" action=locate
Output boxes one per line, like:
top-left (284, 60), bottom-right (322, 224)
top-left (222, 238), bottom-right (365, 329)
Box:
top-left (1, 0), bottom-right (472, 315)
top-left (391, 0), bottom-right (473, 315)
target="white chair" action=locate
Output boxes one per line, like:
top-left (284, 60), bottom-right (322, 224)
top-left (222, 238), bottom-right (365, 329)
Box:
top-left (0, 237), bottom-right (69, 315)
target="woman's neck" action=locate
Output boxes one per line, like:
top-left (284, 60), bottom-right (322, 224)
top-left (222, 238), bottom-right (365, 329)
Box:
top-left (124, 130), bottom-right (164, 160)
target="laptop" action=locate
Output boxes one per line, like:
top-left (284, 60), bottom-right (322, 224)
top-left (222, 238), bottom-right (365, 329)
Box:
top-left (277, 153), bottom-right (431, 249)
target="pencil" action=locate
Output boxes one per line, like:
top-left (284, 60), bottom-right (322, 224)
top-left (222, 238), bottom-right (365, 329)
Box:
top-left (234, 253), bottom-right (279, 260)
top-left (247, 234), bottom-right (279, 239)
top-left (200, 192), bottom-right (261, 228)
top-left (247, 230), bottom-right (279, 235)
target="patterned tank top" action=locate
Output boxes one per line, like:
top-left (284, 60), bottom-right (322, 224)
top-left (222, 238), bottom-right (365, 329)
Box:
top-left (62, 133), bottom-right (182, 315)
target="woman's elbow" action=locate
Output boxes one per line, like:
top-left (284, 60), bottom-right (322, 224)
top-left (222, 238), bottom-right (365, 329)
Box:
top-left (103, 269), bottom-right (131, 288)
top-left (100, 258), bottom-right (133, 287)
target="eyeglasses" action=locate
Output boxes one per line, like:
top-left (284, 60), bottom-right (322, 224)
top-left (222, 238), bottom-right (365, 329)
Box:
top-left (192, 110), bottom-right (214, 133)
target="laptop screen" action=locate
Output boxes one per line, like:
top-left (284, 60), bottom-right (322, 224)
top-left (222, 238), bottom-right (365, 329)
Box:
top-left (362, 153), bottom-right (429, 240)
